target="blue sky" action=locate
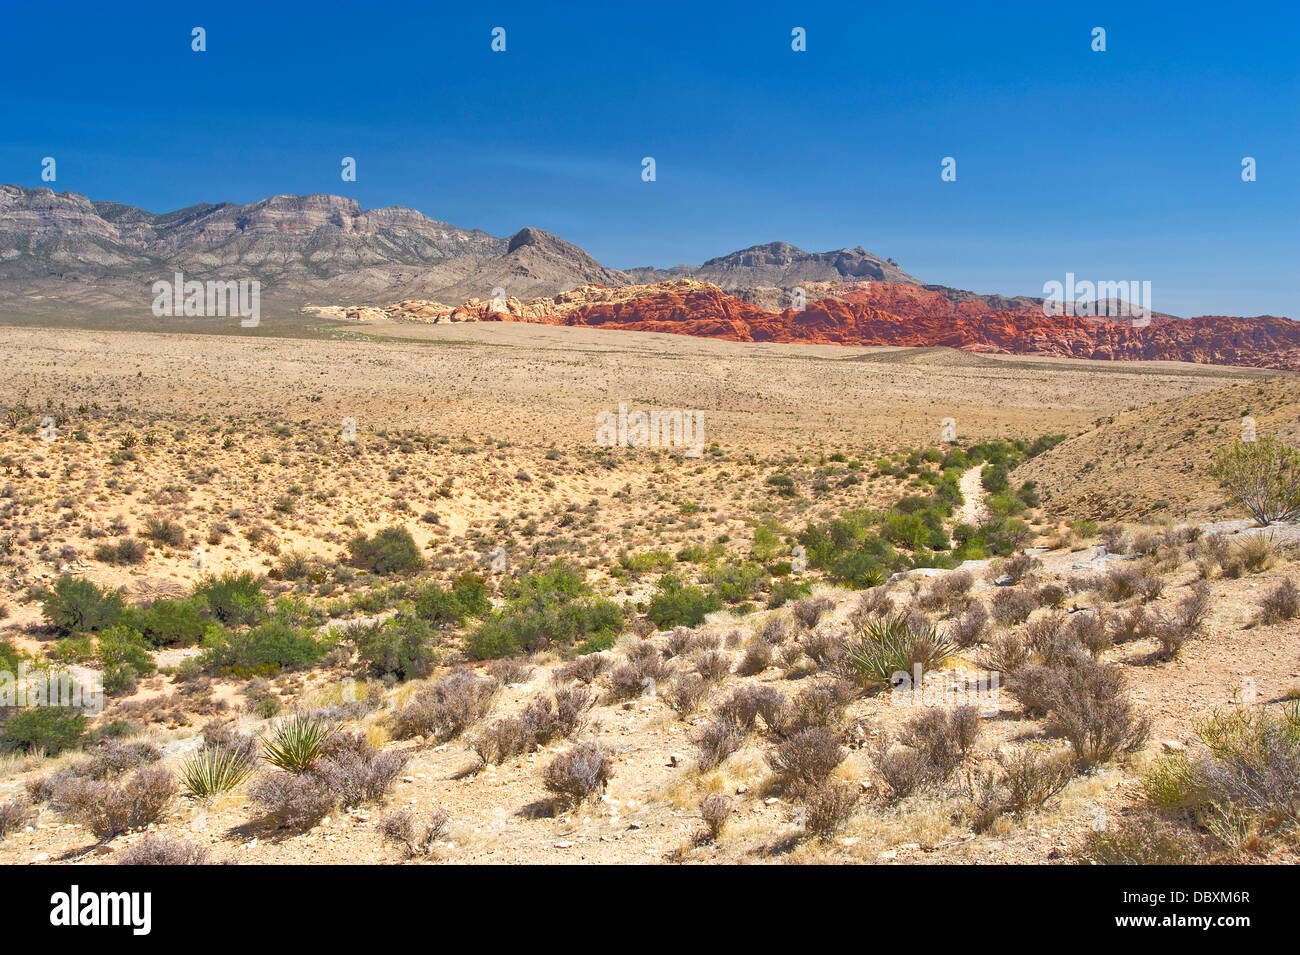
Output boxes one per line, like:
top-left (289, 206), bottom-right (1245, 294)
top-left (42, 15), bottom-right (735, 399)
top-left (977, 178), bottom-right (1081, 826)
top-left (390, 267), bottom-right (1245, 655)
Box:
top-left (2, 1), bottom-right (1296, 317)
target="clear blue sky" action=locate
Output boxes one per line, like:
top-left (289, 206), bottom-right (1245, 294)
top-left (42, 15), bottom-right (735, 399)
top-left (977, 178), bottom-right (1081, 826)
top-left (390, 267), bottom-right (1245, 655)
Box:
top-left (2, 0), bottom-right (1296, 317)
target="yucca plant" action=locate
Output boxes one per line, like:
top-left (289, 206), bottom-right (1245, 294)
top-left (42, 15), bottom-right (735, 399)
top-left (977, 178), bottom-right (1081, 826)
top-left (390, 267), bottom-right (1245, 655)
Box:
top-left (181, 745), bottom-right (257, 797)
top-left (840, 611), bottom-right (953, 686)
top-left (261, 713), bottom-right (333, 773)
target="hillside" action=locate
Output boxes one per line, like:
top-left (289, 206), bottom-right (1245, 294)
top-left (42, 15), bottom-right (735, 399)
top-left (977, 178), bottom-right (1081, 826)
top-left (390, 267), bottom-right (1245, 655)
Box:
top-left (1015, 377), bottom-right (1300, 522)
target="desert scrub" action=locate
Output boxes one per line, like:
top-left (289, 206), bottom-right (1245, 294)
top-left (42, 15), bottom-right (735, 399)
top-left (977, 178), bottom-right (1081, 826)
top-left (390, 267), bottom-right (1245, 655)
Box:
top-left (1192, 702), bottom-right (1300, 838)
top-left (117, 835), bottom-right (214, 865)
top-left (378, 807), bottom-right (450, 857)
top-left (964, 745), bottom-right (1074, 832)
top-left (92, 537), bottom-right (147, 565)
top-left (0, 797), bottom-right (34, 840)
top-left (543, 741), bottom-right (612, 806)
top-left (142, 515), bottom-right (185, 547)
top-left (350, 614), bottom-right (438, 681)
top-left (200, 619), bottom-right (330, 676)
top-left (692, 718), bottom-right (747, 771)
top-left (261, 713), bottom-right (334, 773)
top-left (767, 726), bottom-right (844, 795)
top-left (1039, 658), bottom-right (1150, 768)
top-left (346, 526), bottom-right (423, 575)
top-left (56, 765), bottom-right (176, 839)
top-left (898, 706), bottom-right (981, 777)
top-left (193, 571), bottom-right (267, 626)
top-left (800, 780), bottom-right (860, 842)
top-left (182, 744), bottom-right (257, 797)
top-left (1077, 813), bottom-right (1204, 864)
top-left (838, 611), bottom-right (952, 688)
top-left (392, 669), bottom-right (500, 741)
top-left (39, 576), bottom-right (125, 634)
top-left (472, 686), bottom-right (594, 764)
top-left (251, 730), bottom-right (407, 828)
top-left (1257, 578), bottom-right (1300, 625)
top-left (646, 574), bottom-right (723, 629)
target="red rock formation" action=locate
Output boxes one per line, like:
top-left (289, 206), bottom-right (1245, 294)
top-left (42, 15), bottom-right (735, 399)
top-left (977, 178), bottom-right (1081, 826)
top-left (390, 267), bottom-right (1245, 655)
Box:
top-left (405, 280), bottom-right (1300, 372)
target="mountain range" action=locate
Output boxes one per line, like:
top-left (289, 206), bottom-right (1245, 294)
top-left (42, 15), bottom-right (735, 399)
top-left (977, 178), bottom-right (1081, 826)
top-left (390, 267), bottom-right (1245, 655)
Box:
top-left (1, 185), bottom-right (1297, 371)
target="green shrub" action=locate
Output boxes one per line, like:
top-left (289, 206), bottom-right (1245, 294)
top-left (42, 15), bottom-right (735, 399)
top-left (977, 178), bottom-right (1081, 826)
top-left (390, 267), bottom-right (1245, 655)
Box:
top-left (449, 573), bottom-right (492, 618)
top-left (707, 560), bottom-right (766, 604)
top-left (0, 639), bottom-right (22, 674)
top-left (413, 573), bottom-right (492, 627)
top-left (347, 526), bottom-right (423, 575)
top-left (467, 598), bottom-right (622, 660)
top-left (767, 578), bottom-right (811, 609)
top-left (1, 706), bottom-right (86, 754)
top-left (200, 619), bottom-right (329, 676)
top-left (193, 572), bottom-right (267, 626)
top-left (125, 597), bottom-right (209, 647)
top-left (1142, 752), bottom-right (1202, 812)
top-left (646, 575), bottom-right (722, 629)
top-left (40, 577), bottom-right (124, 634)
top-left (466, 562), bottom-right (621, 659)
top-left (95, 625), bottom-right (157, 695)
top-left (353, 615), bottom-right (437, 681)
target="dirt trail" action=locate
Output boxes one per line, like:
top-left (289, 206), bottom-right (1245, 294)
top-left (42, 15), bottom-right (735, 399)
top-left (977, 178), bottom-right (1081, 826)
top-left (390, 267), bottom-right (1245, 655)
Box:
top-left (955, 465), bottom-right (986, 526)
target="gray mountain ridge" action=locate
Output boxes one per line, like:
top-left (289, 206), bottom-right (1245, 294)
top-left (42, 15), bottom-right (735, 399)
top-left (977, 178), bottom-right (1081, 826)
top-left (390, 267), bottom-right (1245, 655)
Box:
top-left (0, 186), bottom-right (936, 317)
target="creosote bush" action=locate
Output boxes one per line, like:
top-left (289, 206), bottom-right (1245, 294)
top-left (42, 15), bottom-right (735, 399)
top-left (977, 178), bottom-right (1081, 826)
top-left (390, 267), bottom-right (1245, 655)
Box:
top-left (346, 526), bottom-right (423, 576)
top-left (1210, 437), bottom-right (1300, 526)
